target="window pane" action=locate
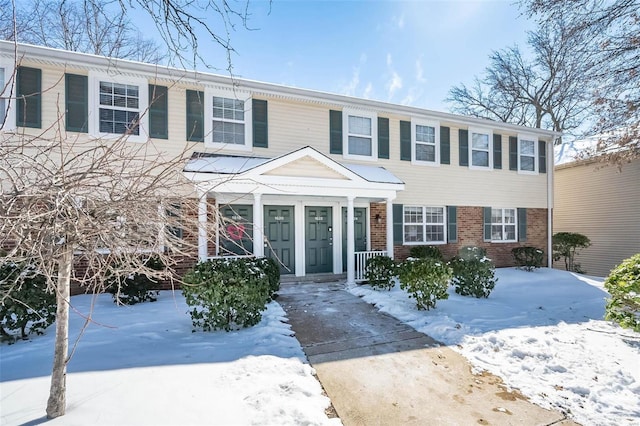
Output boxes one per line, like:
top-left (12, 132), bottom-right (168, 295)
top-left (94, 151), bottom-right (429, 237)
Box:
top-left (416, 143), bottom-right (435, 162)
top-left (504, 209), bottom-right (516, 223)
top-left (416, 125), bottom-right (435, 143)
top-left (472, 150), bottom-right (489, 167)
top-left (491, 208), bottom-right (502, 223)
top-left (425, 225), bottom-right (444, 242)
top-left (425, 207), bottom-right (443, 224)
top-left (505, 225), bottom-right (516, 240)
top-left (348, 136), bottom-right (372, 156)
top-left (404, 225), bottom-right (423, 242)
top-left (491, 225), bottom-right (503, 240)
top-left (472, 133), bottom-right (489, 149)
top-left (404, 206), bottom-right (422, 224)
top-left (521, 140), bottom-right (535, 155)
top-left (213, 120), bottom-right (244, 144)
top-left (348, 115), bottom-right (371, 136)
top-left (521, 156), bottom-right (535, 171)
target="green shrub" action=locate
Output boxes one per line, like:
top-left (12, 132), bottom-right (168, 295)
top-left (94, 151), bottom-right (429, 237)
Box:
top-left (450, 256), bottom-right (497, 298)
top-left (0, 261), bottom-right (56, 342)
top-left (408, 246), bottom-right (443, 260)
top-left (106, 256), bottom-right (164, 305)
top-left (458, 246), bottom-right (487, 261)
top-left (182, 258), bottom-right (270, 331)
top-left (397, 258), bottom-right (452, 310)
top-left (604, 253), bottom-right (640, 332)
top-left (255, 257), bottom-right (280, 299)
top-left (553, 232), bottom-right (591, 273)
top-left (512, 246), bottom-right (545, 271)
top-left (364, 255), bottom-right (397, 291)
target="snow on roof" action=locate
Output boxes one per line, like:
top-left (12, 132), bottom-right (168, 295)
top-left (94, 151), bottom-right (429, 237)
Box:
top-left (183, 152), bottom-right (404, 184)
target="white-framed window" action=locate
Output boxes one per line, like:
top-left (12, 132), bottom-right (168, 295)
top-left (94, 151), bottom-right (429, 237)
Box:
top-left (403, 206), bottom-right (446, 244)
top-left (343, 109), bottom-right (377, 160)
top-left (88, 72), bottom-right (148, 142)
top-left (0, 59), bottom-right (16, 131)
top-left (469, 127), bottom-right (492, 169)
top-left (204, 89), bottom-right (252, 151)
top-left (412, 118), bottom-right (439, 166)
top-left (518, 134), bottom-right (538, 174)
top-left (491, 208), bottom-right (517, 242)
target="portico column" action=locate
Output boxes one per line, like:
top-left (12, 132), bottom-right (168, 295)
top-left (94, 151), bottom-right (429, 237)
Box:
top-left (198, 192), bottom-right (208, 262)
top-left (253, 193), bottom-right (264, 257)
top-left (346, 196), bottom-right (355, 286)
top-left (386, 198), bottom-right (394, 260)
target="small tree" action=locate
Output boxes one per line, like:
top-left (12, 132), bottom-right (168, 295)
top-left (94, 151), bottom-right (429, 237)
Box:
top-left (552, 232), bottom-right (591, 273)
top-left (604, 253), bottom-right (640, 332)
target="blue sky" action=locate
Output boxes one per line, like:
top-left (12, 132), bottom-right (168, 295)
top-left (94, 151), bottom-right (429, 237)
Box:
top-left (145, 1), bottom-right (534, 112)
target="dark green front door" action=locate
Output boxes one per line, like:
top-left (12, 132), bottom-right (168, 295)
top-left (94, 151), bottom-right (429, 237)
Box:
top-left (305, 206), bottom-right (333, 274)
top-left (220, 204), bottom-right (253, 256)
top-left (264, 205), bottom-right (295, 275)
top-left (342, 207), bottom-right (367, 271)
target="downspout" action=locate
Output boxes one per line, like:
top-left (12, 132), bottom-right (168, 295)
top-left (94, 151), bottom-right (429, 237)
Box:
top-left (547, 139), bottom-right (554, 268)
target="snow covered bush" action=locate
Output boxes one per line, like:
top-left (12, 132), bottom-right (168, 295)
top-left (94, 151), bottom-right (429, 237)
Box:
top-left (408, 245), bottom-right (443, 260)
top-left (605, 253), bottom-right (640, 332)
top-left (364, 255), bottom-right (397, 291)
top-left (0, 261), bottom-right (55, 342)
top-left (512, 246), bottom-right (545, 271)
top-left (106, 256), bottom-right (164, 305)
top-left (182, 258), bottom-right (271, 331)
top-left (449, 246), bottom-right (496, 298)
top-left (397, 258), bottom-right (452, 310)
top-left (254, 257), bottom-right (280, 300)
top-left (553, 232), bottom-right (591, 273)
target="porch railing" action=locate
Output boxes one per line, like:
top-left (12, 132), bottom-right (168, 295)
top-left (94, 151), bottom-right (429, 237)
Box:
top-left (354, 250), bottom-right (387, 283)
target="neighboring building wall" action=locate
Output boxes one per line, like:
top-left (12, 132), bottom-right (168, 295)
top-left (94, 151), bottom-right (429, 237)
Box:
top-left (554, 159), bottom-right (640, 277)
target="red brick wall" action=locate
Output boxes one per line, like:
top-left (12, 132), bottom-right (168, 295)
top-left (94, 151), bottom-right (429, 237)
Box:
top-left (374, 204), bottom-right (548, 267)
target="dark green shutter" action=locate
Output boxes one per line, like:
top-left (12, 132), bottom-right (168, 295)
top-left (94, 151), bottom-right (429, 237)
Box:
top-left (400, 120), bottom-right (411, 161)
top-left (186, 90), bottom-right (204, 142)
top-left (16, 66), bottom-right (41, 128)
top-left (493, 134), bottom-right (502, 169)
top-left (539, 140), bottom-right (547, 173)
top-left (252, 99), bottom-right (268, 148)
top-left (447, 206), bottom-right (457, 243)
top-left (459, 129), bottom-right (469, 166)
top-left (329, 110), bottom-right (342, 154)
top-left (393, 204), bottom-right (404, 244)
top-left (483, 207), bottom-right (492, 242)
top-left (440, 126), bottom-right (450, 164)
top-left (378, 117), bottom-right (389, 159)
top-left (509, 136), bottom-right (518, 170)
top-left (65, 73), bottom-right (88, 133)
top-left (518, 208), bottom-right (527, 242)
top-left (149, 84), bottom-right (168, 139)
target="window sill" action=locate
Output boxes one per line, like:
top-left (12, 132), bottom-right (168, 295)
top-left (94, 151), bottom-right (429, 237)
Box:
top-left (517, 169), bottom-right (539, 176)
top-left (489, 240), bottom-right (517, 244)
top-left (343, 153), bottom-right (378, 162)
top-left (90, 132), bottom-right (147, 143)
top-left (403, 241), bottom-right (446, 246)
top-left (411, 159), bottom-right (440, 167)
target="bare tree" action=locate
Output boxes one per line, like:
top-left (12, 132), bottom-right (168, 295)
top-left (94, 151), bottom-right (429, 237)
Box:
top-left (521, 0), bottom-right (639, 163)
top-left (447, 18), bottom-right (596, 144)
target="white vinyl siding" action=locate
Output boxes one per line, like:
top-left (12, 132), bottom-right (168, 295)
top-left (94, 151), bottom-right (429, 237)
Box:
top-left (403, 206), bottom-right (445, 244)
top-left (491, 208), bottom-right (517, 242)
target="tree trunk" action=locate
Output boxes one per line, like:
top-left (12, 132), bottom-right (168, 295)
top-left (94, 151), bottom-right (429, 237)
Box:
top-left (46, 244), bottom-right (72, 419)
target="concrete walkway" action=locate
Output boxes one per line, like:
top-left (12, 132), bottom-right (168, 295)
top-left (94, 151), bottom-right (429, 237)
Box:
top-left (278, 281), bottom-right (578, 426)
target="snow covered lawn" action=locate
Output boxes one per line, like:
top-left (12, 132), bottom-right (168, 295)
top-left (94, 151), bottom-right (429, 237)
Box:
top-left (1, 292), bottom-right (340, 426)
top-left (350, 267), bottom-right (640, 426)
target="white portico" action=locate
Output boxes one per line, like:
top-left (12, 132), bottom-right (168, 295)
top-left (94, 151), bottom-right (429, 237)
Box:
top-left (183, 146), bottom-right (404, 285)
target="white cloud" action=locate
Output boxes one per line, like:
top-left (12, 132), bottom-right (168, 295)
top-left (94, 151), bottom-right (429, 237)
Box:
top-left (386, 53), bottom-right (393, 67)
top-left (363, 82), bottom-right (373, 99)
top-left (392, 14), bottom-right (405, 29)
top-left (416, 58), bottom-right (426, 83)
top-left (342, 68), bottom-right (360, 96)
top-left (388, 71), bottom-right (403, 99)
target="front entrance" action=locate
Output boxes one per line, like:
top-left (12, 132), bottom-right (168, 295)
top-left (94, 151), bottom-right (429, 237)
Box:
top-left (219, 204), bottom-right (253, 256)
top-left (305, 206), bottom-right (333, 274)
top-left (342, 207), bottom-right (367, 271)
top-left (264, 205), bottom-right (295, 275)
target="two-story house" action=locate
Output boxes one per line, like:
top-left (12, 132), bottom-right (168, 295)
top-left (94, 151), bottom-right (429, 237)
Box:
top-left (0, 41), bottom-right (559, 286)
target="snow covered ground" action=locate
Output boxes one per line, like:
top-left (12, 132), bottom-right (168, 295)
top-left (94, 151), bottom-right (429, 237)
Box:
top-left (0, 292), bottom-right (340, 426)
top-left (350, 267), bottom-right (640, 426)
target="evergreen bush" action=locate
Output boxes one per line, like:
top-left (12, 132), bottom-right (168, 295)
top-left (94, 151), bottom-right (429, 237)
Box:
top-left (450, 255), bottom-right (497, 298)
top-left (604, 253), bottom-right (640, 332)
top-left (364, 255), bottom-right (397, 291)
top-left (397, 258), bottom-right (452, 310)
top-left (512, 246), bottom-right (545, 271)
top-left (106, 256), bottom-right (164, 305)
top-left (0, 261), bottom-right (56, 342)
top-left (408, 245), bottom-right (443, 260)
top-left (254, 257), bottom-right (280, 299)
top-left (552, 232), bottom-right (591, 273)
top-left (458, 246), bottom-right (487, 261)
top-left (182, 258), bottom-right (270, 331)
